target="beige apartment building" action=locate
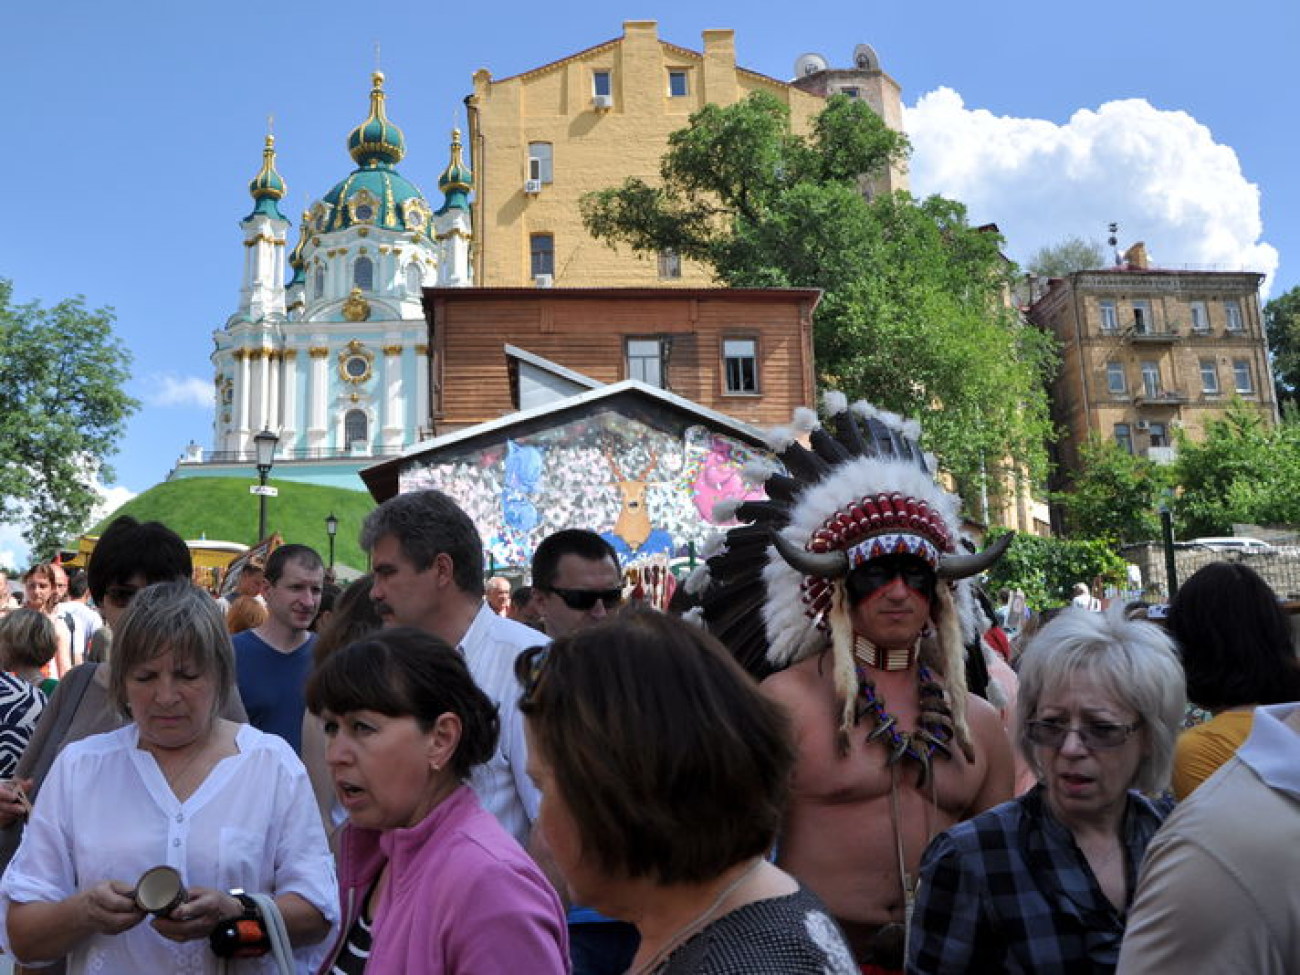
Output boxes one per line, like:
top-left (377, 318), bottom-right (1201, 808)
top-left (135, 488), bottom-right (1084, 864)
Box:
top-left (464, 21), bottom-right (831, 287)
top-left (1028, 248), bottom-right (1276, 481)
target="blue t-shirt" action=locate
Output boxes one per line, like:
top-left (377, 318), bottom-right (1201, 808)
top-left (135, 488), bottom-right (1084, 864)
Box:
top-left (232, 629), bottom-right (315, 754)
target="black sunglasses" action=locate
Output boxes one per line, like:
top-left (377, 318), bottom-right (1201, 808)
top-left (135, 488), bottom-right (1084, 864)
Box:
top-left (546, 586), bottom-right (624, 612)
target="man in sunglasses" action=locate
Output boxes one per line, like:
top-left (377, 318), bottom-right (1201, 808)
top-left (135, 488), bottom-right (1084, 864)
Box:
top-left (531, 530), bottom-right (623, 639)
top-left (530, 529), bottom-right (634, 975)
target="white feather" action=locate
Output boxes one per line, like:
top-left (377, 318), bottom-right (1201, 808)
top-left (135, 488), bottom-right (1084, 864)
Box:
top-left (823, 390), bottom-right (848, 415)
top-left (792, 407), bottom-right (820, 433)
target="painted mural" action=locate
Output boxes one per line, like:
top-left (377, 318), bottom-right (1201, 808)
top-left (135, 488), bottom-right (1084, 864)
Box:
top-left (399, 407), bottom-right (771, 572)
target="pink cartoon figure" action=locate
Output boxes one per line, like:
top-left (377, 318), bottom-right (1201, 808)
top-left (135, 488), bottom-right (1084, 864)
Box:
top-left (692, 435), bottom-right (766, 524)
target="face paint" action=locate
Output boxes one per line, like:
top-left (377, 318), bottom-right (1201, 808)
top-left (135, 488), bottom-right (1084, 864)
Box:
top-left (846, 555), bottom-right (937, 606)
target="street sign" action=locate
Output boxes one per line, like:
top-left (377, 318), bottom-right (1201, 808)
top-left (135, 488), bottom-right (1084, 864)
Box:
top-left (250, 485), bottom-right (279, 497)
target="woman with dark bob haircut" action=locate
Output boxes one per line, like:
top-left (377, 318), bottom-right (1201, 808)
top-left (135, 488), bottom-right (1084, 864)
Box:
top-left (306, 627), bottom-right (567, 974)
top-left (517, 609), bottom-right (855, 974)
top-left (1167, 561), bottom-right (1300, 798)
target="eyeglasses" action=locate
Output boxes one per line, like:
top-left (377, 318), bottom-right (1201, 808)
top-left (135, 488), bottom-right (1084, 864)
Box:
top-left (546, 587), bottom-right (624, 612)
top-left (1026, 719), bottom-right (1142, 750)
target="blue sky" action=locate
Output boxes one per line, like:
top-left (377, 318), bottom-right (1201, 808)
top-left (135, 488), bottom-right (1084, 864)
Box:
top-left (2, 0), bottom-right (1296, 566)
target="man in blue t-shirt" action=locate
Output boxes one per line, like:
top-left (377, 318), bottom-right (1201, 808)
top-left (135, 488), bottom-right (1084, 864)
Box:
top-left (233, 544), bottom-right (324, 754)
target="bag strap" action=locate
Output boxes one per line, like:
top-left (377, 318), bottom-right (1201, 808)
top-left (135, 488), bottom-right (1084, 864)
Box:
top-left (218, 894), bottom-right (294, 975)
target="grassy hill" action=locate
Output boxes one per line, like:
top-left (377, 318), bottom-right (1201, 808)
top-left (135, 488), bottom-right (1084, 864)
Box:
top-left (91, 477), bottom-right (376, 572)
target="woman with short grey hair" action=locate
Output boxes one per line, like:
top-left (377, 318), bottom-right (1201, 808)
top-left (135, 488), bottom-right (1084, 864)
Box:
top-left (908, 606), bottom-right (1185, 974)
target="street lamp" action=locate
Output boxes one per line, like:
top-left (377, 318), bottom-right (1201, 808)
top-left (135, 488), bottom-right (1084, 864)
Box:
top-left (325, 512), bottom-right (338, 569)
top-left (252, 428), bottom-right (279, 542)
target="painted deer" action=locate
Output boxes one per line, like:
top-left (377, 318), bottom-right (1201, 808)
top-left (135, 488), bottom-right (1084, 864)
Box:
top-left (605, 450), bottom-right (658, 552)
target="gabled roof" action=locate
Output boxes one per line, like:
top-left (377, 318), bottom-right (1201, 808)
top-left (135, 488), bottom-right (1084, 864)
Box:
top-left (504, 343), bottom-right (602, 391)
top-left (361, 379), bottom-right (768, 501)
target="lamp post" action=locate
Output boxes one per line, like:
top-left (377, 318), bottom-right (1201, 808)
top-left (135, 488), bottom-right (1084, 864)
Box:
top-left (252, 428), bottom-right (279, 542)
top-left (325, 512), bottom-right (338, 569)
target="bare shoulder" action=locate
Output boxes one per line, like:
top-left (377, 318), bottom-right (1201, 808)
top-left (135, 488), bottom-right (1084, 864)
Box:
top-left (964, 692), bottom-right (1006, 734)
top-left (760, 654), bottom-right (830, 706)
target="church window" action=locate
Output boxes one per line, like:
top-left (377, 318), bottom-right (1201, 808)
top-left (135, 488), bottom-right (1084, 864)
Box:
top-left (354, 257), bottom-right (374, 291)
top-left (312, 267), bottom-right (325, 299)
top-left (345, 409), bottom-right (368, 447)
top-left (405, 262), bottom-right (422, 295)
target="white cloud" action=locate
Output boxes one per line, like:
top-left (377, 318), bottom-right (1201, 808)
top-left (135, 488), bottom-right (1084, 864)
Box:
top-left (146, 374), bottom-right (214, 409)
top-left (904, 88), bottom-right (1279, 295)
top-left (92, 483), bottom-right (137, 524)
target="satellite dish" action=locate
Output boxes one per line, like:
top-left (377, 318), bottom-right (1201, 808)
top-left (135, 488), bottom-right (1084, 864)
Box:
top-left (794, 53), bottom-right (829, 78)
top-left (852, 43), bottom-right (879, 71)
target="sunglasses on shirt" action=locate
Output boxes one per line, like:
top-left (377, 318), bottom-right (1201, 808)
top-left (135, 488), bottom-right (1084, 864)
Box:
top-left (545, 586), bottom-right (624, 612)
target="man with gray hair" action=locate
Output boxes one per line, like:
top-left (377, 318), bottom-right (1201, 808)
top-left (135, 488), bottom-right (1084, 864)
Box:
top-left (361, 489), bottom-right (544, 845)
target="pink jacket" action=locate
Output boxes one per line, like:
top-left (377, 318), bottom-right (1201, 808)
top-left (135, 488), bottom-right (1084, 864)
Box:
top-left (318, 785), bottom-right (568, 974)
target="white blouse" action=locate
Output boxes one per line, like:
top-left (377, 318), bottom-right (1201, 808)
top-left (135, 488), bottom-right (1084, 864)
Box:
top-left (0, 722), bottom-right (339, 973)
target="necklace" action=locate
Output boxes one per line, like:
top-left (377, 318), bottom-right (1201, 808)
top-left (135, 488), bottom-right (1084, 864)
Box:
top-left (853, 635), bottom-right (917, 671)
top-left (854, 663), bottom-right (954, 787)
top-left (629, 858), bottom-right (762, 975)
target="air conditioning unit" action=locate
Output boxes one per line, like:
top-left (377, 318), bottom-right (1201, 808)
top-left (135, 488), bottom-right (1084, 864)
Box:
top-left (592, 94), bottom-right (614, 110)
top-left (533, 274), bottom-right (554, 288)
top-left (524, 179), bottom-right (542, 195)
top-left (1136, 420), bottom-right (1150, 431)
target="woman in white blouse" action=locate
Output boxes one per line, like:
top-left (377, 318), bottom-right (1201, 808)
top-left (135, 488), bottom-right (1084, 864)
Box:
top-left (1, 581), bottom-right (338, 974)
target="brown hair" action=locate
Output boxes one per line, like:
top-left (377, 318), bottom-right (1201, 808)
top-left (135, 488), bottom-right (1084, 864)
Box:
top-left (225, 595), bottom-right (268, 634)
top-left (517, 609), bottom-right (793, 885)
top-left (21, 564), bottom-right (60, 613)
top-left (0, 609), bottom-right (57, 671)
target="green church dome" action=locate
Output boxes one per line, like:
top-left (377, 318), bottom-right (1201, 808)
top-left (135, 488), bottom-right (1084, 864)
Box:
top-left (347, 72), bottom-right (405, 167)
top-left (436, 128), bottom-right (473, 214)
top-left (247, 134), bottom-right (287, 220)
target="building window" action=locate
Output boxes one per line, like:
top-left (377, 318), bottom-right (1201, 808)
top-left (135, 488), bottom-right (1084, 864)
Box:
top-left (668, 70), bottom-right (689, 97)
top-left (593, 70), bottom-right (612, 98)
top-left (723, 338), bottom-right (758, 394)
top-left (1132, 300), bottom-right (1153, 334)
top-left (354, 256), bottom-right (373, 291)
top-left (1234, 359), bottom-right (1253, 393)
top-left (344, 409), bottom-right (368, 447)
top-left (1224, 299), bottom-right (1244, 332)
top-left (530, 234), bottom-right (554, 277)
top-left (1148, 422), bottom-right (1169, 448)
top-left (1140, 361), bottom-right (1161, 397)
top-left (626, 338), bottom-right (665, 387)
top-left (1200, 358), bottom-right (1220, 394)
top-left (1114, 423), bottom-right (1133, 455)
top-left (1106, 362), bottom-right (1127, 395)
top-left (405, 262), bottom-right (422, 295)
top-left (528, 142), bottom-right (554, 184)
top-left (1099, 301), bottom-right (1118, 333)
top-left (658, 248), bottom-right (681, 279)
top-left (840, 86), bottom-right (861, 98)
top-left (312, 267), bottom-right (325, 299)
top-left (1190, 300), bottom-right (1209, 332)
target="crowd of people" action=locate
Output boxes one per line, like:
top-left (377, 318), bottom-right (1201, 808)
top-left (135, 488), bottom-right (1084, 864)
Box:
top-left (0, 396), bottom-right (1295, 974)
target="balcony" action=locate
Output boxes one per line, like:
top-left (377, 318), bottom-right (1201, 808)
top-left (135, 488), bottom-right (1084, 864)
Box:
top-left (1124, 322), bottom-right (1180, 344)
top-left (1133, 387), bottom-right (1188, 407)
top-left (1145, 445), bottom-right (1178, 465)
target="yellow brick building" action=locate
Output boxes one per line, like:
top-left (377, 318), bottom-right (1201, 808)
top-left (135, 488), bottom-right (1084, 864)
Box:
top-left (465, 21), bottom-right (830, 287)
top-left (1027, 249), bottom-right (1276, 484)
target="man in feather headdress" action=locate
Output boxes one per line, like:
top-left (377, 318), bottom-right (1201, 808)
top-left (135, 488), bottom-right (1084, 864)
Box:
top-left (696, 394), bottom-right (1014, 973)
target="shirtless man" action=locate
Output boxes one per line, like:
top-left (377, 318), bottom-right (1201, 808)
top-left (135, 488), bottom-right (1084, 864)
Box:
top-left (763, 554), bottom-right (1012, 968)
top-left (698, 394), bottom-right (1014, 973)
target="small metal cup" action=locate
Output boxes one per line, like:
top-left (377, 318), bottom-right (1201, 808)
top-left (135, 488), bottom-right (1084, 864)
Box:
top-left (134, 865), bottom-right (186, 917)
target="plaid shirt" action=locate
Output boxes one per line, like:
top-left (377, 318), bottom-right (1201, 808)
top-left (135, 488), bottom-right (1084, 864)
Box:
top-left (906, 785), bottom-right (1170, 974)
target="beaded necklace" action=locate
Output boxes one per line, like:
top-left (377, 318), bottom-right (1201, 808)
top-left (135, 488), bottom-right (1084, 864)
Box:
top-left (854, 662), bottom-right (955, 787)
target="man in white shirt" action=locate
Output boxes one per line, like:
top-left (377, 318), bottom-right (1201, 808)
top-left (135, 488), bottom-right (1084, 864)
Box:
top-left (56, 570), bottom-right (101, 669)
top-left (361, 489), bottom-right (545, 846)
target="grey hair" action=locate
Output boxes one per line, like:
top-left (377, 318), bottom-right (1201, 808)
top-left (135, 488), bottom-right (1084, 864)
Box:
top-left (1015, 605), bottom-right (1185, 795)
top-left (109, 581), bottom-right (234, 719)
top-left (359, 489), bottom-right (484, 596)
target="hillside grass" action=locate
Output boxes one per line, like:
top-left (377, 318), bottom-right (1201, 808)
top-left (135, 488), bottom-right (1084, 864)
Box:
top-left (91, 477), bottom-right (376, 572)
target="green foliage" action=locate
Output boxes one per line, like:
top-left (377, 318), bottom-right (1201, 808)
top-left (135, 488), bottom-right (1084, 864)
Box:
top-left (581, 93), bottom-right (1056, 495)
top-left (1264, 285), bottom-right (1300, 406)
top-left (91, 477), bottom-right (376, 572)
top-left (1173, 403), bottom-right (1300, 536)
top-left (0, 280), bottom-right (138, 557)
top-left (984, 528), bottom-right (1129, 611)
top-left (1054, 437), bottom-right (1172, 544)
top-left (1026, 236), bottom-right (1108, 278)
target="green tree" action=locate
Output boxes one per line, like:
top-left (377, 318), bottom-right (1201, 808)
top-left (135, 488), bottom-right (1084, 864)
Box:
top-left (1174, 402), bottom-right (1300, 536)
top-left (581, 92), bottom-right (1056, 496)
top-left (984, 528), bottom-right (1129, 611)
top-left (1054, 437), bottom-right (1172, 544)
top-left (1026, 236), bottom-right (1107, 278)
top-left (1264, 284), bottom-right (1300, 407)
top-left (0, 280), bottom-right (138, 557)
